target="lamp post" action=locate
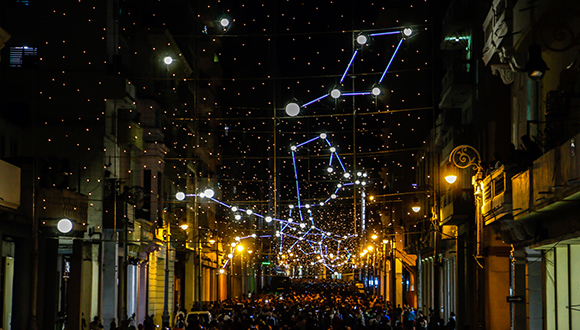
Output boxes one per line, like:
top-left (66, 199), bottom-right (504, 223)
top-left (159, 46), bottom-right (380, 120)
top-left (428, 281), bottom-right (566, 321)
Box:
top-left (447, 145), bottom-right (485, 258)
top-left (447, 144), bottom-right (486, 329)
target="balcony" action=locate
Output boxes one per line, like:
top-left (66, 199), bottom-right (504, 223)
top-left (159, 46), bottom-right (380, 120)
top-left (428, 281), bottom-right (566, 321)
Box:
top-left (439, 60), bottom-right (474, 109)
top-left (36, 188), bottom-right (88, 234)
top-left (512, 132), bottom-right (580, 221)
top-left (482, 165), bottom-right (512, 225)
top-left (0, 159), bottom-right (20, 210)
top-left (440, 188), bottom-right (474, 225)
top-left (119, 121), bottom-right (144, 150)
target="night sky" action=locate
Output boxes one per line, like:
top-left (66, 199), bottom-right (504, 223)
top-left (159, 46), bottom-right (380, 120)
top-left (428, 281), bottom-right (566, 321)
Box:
top-left (198, 0), bottom-right (436, 270)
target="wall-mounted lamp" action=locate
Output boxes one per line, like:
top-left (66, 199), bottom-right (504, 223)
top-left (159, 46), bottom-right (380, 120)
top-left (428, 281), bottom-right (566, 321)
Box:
top-left (524, 44), bottom-right (549, 80)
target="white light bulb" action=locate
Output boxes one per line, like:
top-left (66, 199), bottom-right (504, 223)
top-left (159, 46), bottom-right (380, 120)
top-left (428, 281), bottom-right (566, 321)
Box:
top-left (403, 27), bottom-right (413, 36)
top-left (330, 89), bottom-right (341, 99)
top-left (355, 180), bottom-right (361, 185)
top-left (163, 56), bottom-right (173, 65)
top-left (289, 205), bottom-right (294, 209)
top-left (327, 167), bottom-right (333, 173)
top-left (199, 192), bottom-right (206, 198)
top-left (234, 214), bottom-right (242, 220)
top-left (319, 202), bottom-right (324, 206)
top-left (235, 236), bottom-right (240, 241)
top-left (291, 145), bottom-right (297, 151)
top-left (330, 147), bottom-right (336, 153)
top-left (305, 204), bottom-right (310, 208)
top-left (344, 173), bottom-right (351, 178)
top-left (356, 34), bottom-right (368, 45)
top-left (246, 209), bottom-right (253, 215)
top-left (57, 218), bottom-right (73, 234)
top-left (331, 194), bottom-right (337, 199)
top-left (288, 218), bottom-right (293, 223)
top-left (265, 216), bottom-right (273, 222)
top-left (357, 172), bottom-right (362, 177)
top-left (337, 183), bottom-right (342, 188)
top-left (251, 234), bottom-right (257, 238)
top-left (320, 133), bottom-right (327, 139)
top-left (231, 206), bottom-right (238, 212)
top-left (220, 18), bottom-right (230, 27)
top-left (362, 181), bottom-right (367, 186)
top-left (204, 188), bottom-right (215, 198)
top-left (176, 192), bottom-right (186, 201)
top-left (372, 87), bottom-right (381, 96)
top-left (285, 102), bottom-right (300, 117)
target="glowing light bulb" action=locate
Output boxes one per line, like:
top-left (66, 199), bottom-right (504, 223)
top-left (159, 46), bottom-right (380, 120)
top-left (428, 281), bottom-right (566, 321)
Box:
top-left (203, 188), bottom-right (214, 198)
top-left (163, 56), bottom-right (173, 65)
top-left (331, 194), bottom-right (337, 199)
top-left (320, 133), bottom-right (327, 139)
top-left (57, 219), bottom-right (73, 233)
top-left (265, 216), bottom-right (273, 222)
top-left (291, 145), bottom-right (297, 151)
top-left (344, 173), bottom-right (351, 178)
top-left (231, 206), bottom-right (238, 212)
top-left (356, 34), bottom-right (368, 45)
top-left (330, 89), bottom-right (341, 99)
top-left (327, 167), bottom-right (334, 173)
top-left (330, 147), bottom-right (336, 153)
top-left (372, 87), bottom-right (381, 96)
top-left (403, 27), bottom-right (413, 37)
top-left (246, 209), bottom-right (253, 215)
top-left (220, 17), bottom-right (230, 27)
top-left (176, 192), bottom-right (186, 201)
top-left (234, 214), bottom-right (242, 220)
top-left (285, 102), bottom-right (300, 117)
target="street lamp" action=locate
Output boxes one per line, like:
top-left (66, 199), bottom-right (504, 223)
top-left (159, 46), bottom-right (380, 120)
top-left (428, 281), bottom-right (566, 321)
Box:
top-left (411, 197), bottom-right (421, 213)
top-left (447, 144), bottom-right (485, 258)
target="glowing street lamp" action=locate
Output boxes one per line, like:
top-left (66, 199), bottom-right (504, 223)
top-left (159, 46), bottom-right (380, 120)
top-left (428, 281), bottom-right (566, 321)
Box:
top-left (57, 218), bottom-right (73, 234)
top-left (356, 33), bottom-right (369, 45)
top-left (285, 101), bottom-right (301, 117)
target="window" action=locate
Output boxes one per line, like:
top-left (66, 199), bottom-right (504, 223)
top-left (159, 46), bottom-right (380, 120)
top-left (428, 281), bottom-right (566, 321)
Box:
top-left (9, 46), bottom-right (37, 68)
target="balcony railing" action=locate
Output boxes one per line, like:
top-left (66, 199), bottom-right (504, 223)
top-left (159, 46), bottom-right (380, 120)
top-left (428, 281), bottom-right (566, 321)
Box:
top-left (512, 132), bottom-right (580, 220)
top-left (440, 188), bottom-right (474, 225)
top-left (482, 165), bottom-right (512, 225)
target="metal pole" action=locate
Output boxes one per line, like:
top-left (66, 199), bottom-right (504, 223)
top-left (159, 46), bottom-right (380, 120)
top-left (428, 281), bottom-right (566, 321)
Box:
top-left (216, 242), bottom-right (220, 303)
top-left (162, 228), bottom-right (170, 327)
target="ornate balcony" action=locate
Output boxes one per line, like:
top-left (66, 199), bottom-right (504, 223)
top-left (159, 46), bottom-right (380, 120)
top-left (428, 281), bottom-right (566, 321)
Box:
top-left (512, 132), bottom-right (580, 221)
top-left (482, 165), bottom-right (512, 225)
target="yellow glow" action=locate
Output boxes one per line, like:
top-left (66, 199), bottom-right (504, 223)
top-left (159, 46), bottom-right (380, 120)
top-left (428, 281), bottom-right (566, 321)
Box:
top-left (369, 195), bottom-right (374, 201)
top-left (445, 174), bottom-right (458, 184)
top-left (180, 224), bottom-right (188, 230)
top-left (371, 234), bottom-right (378, 240)
top-left (367, 246), bottom-right (373, 251)
top-left (209, 239), bottom-right (216, 244)
top-left (412, 205), bottom-right (421, 213)
top-left (219, 268), bottom-right (225, 274)
top-left (236, 245), bottom-right (244, 252)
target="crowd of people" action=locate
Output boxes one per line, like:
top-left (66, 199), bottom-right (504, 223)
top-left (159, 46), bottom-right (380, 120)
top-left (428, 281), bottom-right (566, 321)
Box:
top-left (168, 279), bottom-right (457, 330)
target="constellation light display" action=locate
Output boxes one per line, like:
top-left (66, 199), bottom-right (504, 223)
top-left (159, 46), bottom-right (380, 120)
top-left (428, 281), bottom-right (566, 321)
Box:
top-left (283, 27), bottom-right (413, 117)
top-left (177, 134), bottom-right (371, 274)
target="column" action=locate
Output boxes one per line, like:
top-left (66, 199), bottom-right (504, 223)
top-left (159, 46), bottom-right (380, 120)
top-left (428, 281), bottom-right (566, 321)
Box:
top-left (102, 229), bottom-right (118, 330)
top-left (526, 247), bottom-right (542, 330)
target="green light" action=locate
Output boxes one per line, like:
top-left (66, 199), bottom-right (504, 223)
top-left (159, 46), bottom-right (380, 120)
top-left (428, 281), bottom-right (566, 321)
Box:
top-left (261, 262), bottom-right (271, 265)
